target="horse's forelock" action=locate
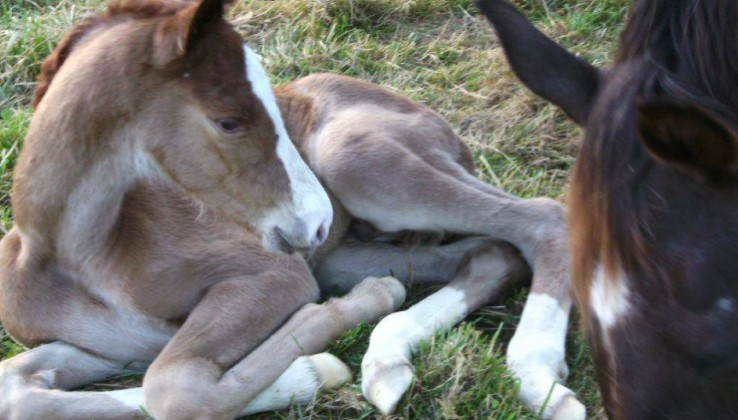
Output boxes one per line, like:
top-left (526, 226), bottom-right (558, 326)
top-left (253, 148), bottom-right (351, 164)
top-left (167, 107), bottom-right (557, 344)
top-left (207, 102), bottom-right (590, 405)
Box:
top-left (617, 0), bottom-right (738, 112)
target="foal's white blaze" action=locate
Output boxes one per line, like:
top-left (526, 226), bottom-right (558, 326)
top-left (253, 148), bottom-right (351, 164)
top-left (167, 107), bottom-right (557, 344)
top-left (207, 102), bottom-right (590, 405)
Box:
top-left (506, 293), bottom-right (584, 419)
top-left (243, 45), bottom-right (333, 249)
top-left (591, 265), bottom-right (631, 331)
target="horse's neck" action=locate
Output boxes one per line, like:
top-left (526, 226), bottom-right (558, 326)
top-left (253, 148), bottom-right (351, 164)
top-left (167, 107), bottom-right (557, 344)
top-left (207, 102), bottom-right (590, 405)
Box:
top-left (12, 122), bottom-right (158, 267)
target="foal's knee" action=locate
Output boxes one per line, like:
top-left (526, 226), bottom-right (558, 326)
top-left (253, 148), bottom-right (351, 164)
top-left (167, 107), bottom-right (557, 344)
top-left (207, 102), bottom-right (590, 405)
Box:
top-left (514, 197), bottom-right (569, 264)
top-left (143, 360), bottom-right (227, 420)
top-left (525, 198), bottom-right (568, 241)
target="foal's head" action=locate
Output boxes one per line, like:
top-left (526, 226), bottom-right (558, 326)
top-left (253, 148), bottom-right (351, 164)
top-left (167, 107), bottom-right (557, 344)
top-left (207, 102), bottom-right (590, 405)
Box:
top-left (479, 0), bottom-right (738, 417)
top-left (32, 0), bottom-right (332, 253)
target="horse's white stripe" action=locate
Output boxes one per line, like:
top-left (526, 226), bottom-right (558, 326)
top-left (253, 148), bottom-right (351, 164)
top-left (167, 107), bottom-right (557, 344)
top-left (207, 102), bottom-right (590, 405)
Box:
top-left (591, 265), bottom-right (631, 330)
top-left (243, 45), bottom-right (332, 247)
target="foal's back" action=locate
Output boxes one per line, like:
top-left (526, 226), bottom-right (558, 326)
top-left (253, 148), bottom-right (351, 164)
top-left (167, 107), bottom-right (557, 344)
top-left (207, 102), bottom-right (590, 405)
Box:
top-left (282, 74), bottom-right (475, 175)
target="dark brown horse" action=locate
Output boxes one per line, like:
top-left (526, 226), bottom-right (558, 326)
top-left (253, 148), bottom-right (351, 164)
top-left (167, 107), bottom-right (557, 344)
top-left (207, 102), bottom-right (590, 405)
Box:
top-left (478, 0), bottom-right (738, 418)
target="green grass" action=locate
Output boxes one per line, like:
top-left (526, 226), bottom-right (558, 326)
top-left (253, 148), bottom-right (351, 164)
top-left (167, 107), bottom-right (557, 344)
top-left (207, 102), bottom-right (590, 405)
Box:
top-left (0, 0), bottom-right (629, 418)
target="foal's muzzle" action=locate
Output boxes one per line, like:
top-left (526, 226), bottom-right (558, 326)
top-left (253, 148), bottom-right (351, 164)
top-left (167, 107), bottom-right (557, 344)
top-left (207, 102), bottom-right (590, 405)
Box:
top-left (272, 214), bottom-right (331, 254)
top-left (264, 205), bottom-right (333, 255)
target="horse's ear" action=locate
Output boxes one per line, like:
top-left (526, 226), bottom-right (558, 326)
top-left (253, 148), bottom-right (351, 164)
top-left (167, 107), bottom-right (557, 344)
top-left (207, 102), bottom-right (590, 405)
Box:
top-left (638, 98), bottom-right (738, 175)
top-left (476, 0), bottom-right (601, 125)
top-left (153, 0), bottom-right (225, 67)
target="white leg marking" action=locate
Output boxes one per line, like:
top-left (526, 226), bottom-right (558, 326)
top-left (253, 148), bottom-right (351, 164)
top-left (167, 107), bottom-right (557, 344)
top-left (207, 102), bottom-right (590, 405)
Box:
top-left (506, 293), bottom-right (585, 419)
top-left (362, 287), bottom-right (469, 414)
top-left (105, 387), bottom-right (145, 410)
top-left (238, 353), bottom-right (351, 417)
top-left (243, 45), bottom-right (333, 248)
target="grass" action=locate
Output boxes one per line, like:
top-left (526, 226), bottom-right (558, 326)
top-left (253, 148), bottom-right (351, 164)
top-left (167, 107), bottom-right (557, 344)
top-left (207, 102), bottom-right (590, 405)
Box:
top-left (0, 0), bottom-right (629, 418)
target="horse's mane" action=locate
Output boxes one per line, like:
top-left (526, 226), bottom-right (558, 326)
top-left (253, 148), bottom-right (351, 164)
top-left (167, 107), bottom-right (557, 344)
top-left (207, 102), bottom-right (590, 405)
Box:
top-left (33, 0), bottom-right (189, 108)
top-left (571, 0), bottom-right (738, 303)
top-left (617, 0), bottom-right (738, 112)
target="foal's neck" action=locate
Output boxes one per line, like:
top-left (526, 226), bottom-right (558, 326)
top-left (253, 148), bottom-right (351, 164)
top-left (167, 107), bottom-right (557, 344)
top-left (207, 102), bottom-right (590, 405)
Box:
top-left (12, 107), bottom-right (158, 267)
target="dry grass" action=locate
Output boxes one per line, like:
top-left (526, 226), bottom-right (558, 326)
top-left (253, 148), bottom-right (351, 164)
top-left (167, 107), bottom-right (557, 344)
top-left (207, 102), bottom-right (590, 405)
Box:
top-left (0, 0), bottom-right (629, 418)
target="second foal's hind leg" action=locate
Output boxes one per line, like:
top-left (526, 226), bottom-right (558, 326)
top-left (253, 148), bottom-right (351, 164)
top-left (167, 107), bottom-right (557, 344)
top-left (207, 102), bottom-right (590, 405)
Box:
top-left (359, 240), bottom-right (530, 414)
top-left (313, 236), bottom-right (497, 293)
top-left (319, 138), bottom-right (583, 418)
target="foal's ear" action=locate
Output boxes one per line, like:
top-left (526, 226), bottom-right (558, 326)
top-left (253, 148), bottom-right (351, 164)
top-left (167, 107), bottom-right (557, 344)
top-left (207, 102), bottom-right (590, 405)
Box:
top-left (638, 99), bottom-right (738, 174)
top-left (476, 0), bottom-right (601, 125)
top-left (153, 0), bottom-right (225, 67)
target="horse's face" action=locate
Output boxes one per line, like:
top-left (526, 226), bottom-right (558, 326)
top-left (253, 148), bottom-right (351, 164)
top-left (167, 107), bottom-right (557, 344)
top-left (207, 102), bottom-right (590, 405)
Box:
top-left (579, 65), bottom-right (738, 418)
top-left (478, 0), bottom-right (738, 417)
top-left (141, 0), bottom-right (332, 253)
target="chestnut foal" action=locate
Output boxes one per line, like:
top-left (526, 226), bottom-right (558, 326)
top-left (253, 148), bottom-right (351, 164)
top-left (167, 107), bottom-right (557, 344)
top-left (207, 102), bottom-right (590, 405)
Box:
top-left (479, 0), bottom-right (738, 418)
top-left (0, 0), bottom-right (579, 418)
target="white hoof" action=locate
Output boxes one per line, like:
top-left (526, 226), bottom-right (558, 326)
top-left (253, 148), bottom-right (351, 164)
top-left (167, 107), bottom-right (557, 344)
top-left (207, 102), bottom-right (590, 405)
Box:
top-left (307, 353), bottom-right (352, 389)
top-left (511, 366), bottom-right (582, 420)
top-left (551, 395), bottom-right (586, 420)
top-left (239, 353), bottom-right (351, 416)
top-left (361, 357), bottom-right (414, 415)
top-left (354, 276), bottom-right (407, 310)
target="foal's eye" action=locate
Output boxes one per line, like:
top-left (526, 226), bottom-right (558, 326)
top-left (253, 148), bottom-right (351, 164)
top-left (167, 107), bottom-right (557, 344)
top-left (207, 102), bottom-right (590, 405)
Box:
top-left (215, 118), bottom-right (246, 135)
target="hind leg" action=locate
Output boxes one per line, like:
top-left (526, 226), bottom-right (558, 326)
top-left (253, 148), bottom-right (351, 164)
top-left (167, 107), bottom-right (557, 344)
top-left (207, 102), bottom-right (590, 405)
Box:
top-left (317, 136), bottom-right (582, 418)
top-left (313, 236), bottom-right (498, 294)
top-left (361, 240), bottom-right (530, 414)
top-left (0, 341), bottom-right (147, 419)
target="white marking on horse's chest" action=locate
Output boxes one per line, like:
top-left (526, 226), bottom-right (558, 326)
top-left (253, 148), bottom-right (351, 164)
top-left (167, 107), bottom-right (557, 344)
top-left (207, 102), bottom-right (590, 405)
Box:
top-left (591, 265), bottom-right (631, 331)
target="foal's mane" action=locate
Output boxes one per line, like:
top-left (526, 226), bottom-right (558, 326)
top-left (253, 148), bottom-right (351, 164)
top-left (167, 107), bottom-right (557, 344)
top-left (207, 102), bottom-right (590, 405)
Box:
top-left (33, 0), bottom-right (189, 108)
top-left (571, 0), bottom-right (738, 306)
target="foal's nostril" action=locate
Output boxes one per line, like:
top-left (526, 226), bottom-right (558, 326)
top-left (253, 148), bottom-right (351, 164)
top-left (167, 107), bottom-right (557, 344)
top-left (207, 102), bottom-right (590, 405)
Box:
top-left (311, 221), bottom-right (329, 247)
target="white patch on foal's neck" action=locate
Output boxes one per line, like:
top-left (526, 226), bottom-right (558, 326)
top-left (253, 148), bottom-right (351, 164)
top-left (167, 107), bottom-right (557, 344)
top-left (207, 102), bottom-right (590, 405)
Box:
top-left (242, 45), bottom-right (332, 244)
top-left (591, 265), bottom-right (631, 330)
top-left (58, 136), bottom-right (160, 266)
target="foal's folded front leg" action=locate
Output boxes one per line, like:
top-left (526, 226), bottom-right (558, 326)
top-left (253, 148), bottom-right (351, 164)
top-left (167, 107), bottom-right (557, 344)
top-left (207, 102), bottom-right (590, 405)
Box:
top-left (143, 273), bottom-right (405, 420)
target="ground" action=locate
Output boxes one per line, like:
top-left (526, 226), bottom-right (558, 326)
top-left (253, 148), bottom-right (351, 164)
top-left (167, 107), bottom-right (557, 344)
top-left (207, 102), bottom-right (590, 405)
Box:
top-left (0, 0), bottom-right (628, 418)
